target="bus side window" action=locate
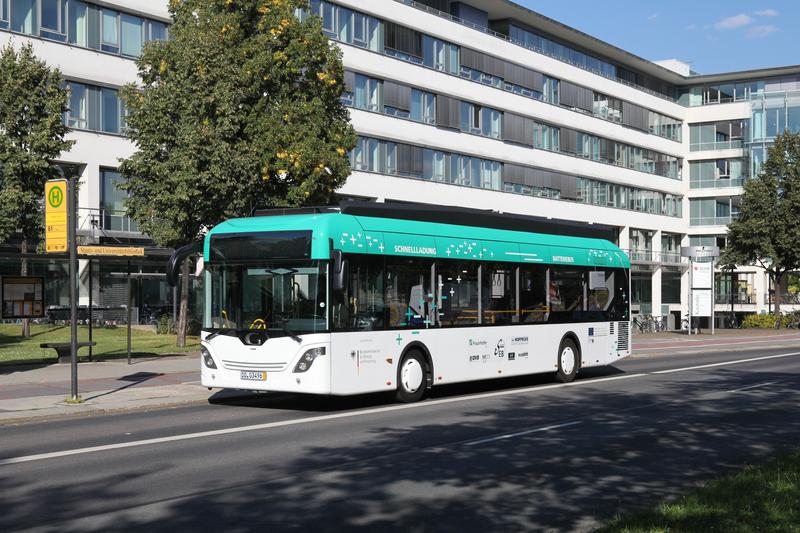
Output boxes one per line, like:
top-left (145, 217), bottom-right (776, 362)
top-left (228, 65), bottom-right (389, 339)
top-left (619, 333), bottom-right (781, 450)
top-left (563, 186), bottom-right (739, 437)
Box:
top-left (482, 263), bottom-right (516, 325)
top-left (519, 265), bottom-right (547, 323)
top-left (350, 255), bottom-right (385, 331)
top-left (385, 257), bottom-right (431, 328)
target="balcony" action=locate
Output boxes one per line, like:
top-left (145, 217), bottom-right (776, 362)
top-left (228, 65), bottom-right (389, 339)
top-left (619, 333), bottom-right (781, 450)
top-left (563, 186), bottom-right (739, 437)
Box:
top-left (689, 216), bottom-right (733, 227)
top-left (624, 250), bottom-right (686, 265)
top-left (689, 140), bottom-right (744, 152)
top-left (689, 177), bottom-right (745, 190)
top-left (715, 293), bottom-right (756, 305)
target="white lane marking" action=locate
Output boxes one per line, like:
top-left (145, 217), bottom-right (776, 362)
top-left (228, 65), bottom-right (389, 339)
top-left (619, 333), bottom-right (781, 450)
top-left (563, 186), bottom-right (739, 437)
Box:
top-left (463, 421), bottom-right (583, 446)
top-left (652, 352), bottom-right (800, 374)
top-left (637, 338), bottom-right (800, 352)
top-left (2, 352), bottom-right (799, 466)
top-left (727, 381), bottom-right (778, 393)
top-left (0, 373), bottom-right (645, 466)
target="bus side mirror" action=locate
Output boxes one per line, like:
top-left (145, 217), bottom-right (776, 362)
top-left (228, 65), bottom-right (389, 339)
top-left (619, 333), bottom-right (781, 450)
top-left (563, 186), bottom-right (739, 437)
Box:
top-left (332, 249), bottom-right (347, 293)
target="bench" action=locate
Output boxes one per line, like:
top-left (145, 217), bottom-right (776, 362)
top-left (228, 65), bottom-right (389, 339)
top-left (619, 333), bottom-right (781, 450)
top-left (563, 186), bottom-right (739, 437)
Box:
top-left (40, 342), bottom-right (97, 364)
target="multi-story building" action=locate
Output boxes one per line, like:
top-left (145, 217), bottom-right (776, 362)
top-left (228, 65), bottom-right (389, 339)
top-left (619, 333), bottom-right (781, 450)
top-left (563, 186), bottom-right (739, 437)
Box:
top-left (1, 0), bottom-right (799, 327)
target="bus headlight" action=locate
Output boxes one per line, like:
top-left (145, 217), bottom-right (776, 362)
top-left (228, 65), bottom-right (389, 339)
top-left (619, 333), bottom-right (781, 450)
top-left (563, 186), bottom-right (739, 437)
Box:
top-left (293, 347), bottom-right (325, 373)
top-left (201, 345), bottom-right (217, 369)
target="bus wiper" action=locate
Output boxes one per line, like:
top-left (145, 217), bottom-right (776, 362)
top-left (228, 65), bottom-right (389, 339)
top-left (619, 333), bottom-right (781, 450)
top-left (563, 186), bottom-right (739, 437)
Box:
top-left (203, 328), bottom-right (236, 341)
top-left (278, 320), bottom-right (302, 344)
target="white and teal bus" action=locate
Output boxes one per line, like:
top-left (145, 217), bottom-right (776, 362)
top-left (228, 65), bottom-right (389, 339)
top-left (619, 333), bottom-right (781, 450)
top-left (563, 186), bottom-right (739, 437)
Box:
top-left (195, 205), bottom-right (631, 402)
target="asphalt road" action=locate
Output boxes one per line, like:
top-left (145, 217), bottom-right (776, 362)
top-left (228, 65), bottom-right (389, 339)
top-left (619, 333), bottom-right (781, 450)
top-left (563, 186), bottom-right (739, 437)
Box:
top-left (1, 347), bottom-right (799, 532)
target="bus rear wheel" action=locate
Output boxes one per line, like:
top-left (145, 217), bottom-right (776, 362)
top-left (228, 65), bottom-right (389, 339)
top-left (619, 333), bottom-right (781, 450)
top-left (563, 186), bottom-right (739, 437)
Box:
top-left (555, 338), bottom-right (579, 383)
top-left (395, 350), bottom-right (428, 403)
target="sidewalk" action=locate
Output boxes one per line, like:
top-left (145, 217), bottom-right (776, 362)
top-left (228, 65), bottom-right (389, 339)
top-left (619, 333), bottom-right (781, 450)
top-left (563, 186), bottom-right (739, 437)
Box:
top-left (2, 329), bottom-right (800, 425)
top-left (631, 328), bottom-right (800, 356)
top-left (0, 354), bottom-right (215, 424)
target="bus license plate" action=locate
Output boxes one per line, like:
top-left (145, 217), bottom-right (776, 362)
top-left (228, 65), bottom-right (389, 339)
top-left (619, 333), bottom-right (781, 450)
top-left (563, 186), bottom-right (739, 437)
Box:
top-left (241, 371), bottom-right (266, 381)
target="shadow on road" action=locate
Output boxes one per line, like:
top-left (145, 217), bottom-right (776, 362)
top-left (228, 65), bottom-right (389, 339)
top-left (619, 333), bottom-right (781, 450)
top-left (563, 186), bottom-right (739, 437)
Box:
top-left (1, 365), bottom-right (798, 532)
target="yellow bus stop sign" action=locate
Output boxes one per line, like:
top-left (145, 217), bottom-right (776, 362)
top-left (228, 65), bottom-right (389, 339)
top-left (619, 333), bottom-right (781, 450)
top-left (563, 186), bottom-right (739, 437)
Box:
top-left (45, 180), bottom-right (68, 253)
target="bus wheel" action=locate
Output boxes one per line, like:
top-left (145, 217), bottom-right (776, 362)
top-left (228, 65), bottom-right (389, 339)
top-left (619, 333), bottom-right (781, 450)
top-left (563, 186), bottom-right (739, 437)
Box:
top-left (396, 350), bottom-right (427, 403)
top-left (555, 338), bottom-right (579, 383)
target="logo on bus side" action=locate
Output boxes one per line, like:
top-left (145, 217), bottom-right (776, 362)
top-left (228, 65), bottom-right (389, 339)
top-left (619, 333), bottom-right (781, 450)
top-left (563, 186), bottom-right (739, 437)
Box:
top-left (510, 336), bottom-right (528, 345)
top-left (393, 245), bottom-right (437, 255)
top-left (552, 255), bottom-right (575, 263)
top-left (495, 340), bottom-right (505, 358)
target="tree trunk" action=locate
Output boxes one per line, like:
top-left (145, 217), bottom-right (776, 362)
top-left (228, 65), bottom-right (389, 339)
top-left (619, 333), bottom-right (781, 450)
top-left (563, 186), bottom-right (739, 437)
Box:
top-left (176, 259), bottom-right (189, 347)
top-left (20, 238), bottom-right (30, 338)
top-left (774, 271), bottom-right (783, 329)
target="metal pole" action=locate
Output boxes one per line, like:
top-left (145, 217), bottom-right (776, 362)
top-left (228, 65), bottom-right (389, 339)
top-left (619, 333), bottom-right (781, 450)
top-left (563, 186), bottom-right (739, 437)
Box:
top-left (688, 259), bottom-right (693, 336)
top-left (711, 259), bottom-right (715, 335)
top-left (68, 175), bottom-right (78, 400)
top-left (88, 259), bottom-right (93, 361)
top-left (127, 260), bottom-right (132, 365)
top-left (730, 270), bottom-right (735, 326)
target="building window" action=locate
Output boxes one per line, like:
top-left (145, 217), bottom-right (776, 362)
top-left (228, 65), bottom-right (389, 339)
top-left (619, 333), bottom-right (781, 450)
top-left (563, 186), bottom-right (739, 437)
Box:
top-left (40, 0), bottom-right (65, 40)
top-left (4, 0), bottom-right (166, 56)
top-left (64, 81), bottom-right (125, 134)
top-left (459, 102), bottom-right (501, 139)
top-left (120, 13), bottom-right (143, 57)
top-left (67, 0), bottom-right (86, 46)
top-left (10, 0), bottom-right (35, 33)
top-left (353, 74), bottom-right (381, 112)
top-left (422, 35), bottom-right (458, 74)
top-left (409, 89), bottom-right (435, 124)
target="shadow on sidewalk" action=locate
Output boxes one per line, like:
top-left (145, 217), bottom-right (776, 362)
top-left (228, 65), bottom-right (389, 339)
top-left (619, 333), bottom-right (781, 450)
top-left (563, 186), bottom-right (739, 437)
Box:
top-left (83, 372), bottom-right (164, 401)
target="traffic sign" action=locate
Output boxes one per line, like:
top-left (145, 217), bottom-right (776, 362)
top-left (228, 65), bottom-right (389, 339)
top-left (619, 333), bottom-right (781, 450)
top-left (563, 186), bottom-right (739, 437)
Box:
top-left (45, 180), bottom-right (68, 253)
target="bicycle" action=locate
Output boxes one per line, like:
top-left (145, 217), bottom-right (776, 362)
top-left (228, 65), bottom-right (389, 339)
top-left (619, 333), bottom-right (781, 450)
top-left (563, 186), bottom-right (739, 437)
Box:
top-left (681, 314), bottom-right (701, 334)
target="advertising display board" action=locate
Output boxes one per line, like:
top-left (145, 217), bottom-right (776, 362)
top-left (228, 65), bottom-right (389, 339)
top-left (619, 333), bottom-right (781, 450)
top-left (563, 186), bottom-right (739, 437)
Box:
top-left (1, 277), bottom-right (44, 318)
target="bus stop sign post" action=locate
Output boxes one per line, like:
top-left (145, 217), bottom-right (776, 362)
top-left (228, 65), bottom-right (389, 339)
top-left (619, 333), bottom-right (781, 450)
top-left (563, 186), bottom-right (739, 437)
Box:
top-left (68, 176), bottom-right (78, 400)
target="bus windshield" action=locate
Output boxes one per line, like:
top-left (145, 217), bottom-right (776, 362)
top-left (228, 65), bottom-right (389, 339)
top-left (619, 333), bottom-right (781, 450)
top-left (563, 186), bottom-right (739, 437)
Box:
top-left (208, 261), bottom-right (327, 335)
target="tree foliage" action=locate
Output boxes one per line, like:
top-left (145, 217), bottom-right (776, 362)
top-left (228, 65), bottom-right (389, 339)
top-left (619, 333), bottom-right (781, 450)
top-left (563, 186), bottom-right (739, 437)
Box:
top-left (721, 131), bottom-right (800, 319)
top-left (119, 0), bottom-right (356, 249)
top-left (0, 43), bottom-right (74, 245)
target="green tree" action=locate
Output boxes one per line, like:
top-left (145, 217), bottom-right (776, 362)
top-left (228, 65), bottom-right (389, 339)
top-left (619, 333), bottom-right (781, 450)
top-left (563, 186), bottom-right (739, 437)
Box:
top-left (120, 0), bottom-right (355, 346)
top-left (720, 131), bottom-right (800, 327)
top-left (0, 44), bottom-right (74, 338)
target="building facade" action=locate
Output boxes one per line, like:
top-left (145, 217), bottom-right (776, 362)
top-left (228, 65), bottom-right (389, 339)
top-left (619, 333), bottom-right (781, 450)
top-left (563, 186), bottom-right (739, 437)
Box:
top-left (1, 0), bottom-right (799, 326)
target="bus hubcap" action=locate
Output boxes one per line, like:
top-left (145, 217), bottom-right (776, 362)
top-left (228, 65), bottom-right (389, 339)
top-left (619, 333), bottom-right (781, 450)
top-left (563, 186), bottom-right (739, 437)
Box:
top-left (401, 359), bottom-right (423, 393)
top-left (561, 347), bottom-right (575, 374)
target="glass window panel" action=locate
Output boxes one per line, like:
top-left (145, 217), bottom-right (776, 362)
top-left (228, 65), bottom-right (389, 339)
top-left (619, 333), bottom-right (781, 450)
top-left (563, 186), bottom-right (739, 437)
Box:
top-left (386, 257), bottom-right (432, 328)
top-left (148, 20), bottom-right (167, 41)
top-left (67, 0), bottom-right (87, 45)
top-left (436, 261), bottom-right (478, 326)
top-left (101, 9), bottom-right (117, 44)
top-left (41, 0), bottom-right (61, 31)
top-left (120, 14), bottom-right (143, 56)
top-left (11, 0), bottom-right (35, 33)
top-left (67, 82), bottom-right (87, 129)
top-left (482, 264), bottom-right (516, 325)
top-left (101, 87), bottom-right (119, 133)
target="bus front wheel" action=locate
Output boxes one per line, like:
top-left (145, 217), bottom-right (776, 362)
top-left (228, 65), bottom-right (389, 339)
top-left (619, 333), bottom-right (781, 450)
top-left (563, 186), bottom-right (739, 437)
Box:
top-left (395, 350), bottom-right (428, 403)
top-left (555, 338), bottom-right (579, 383)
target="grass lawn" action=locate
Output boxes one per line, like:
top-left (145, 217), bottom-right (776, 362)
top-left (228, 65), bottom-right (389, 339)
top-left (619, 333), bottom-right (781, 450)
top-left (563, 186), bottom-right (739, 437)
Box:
top-left (601, 448), bottom-right (800, 532)
top-left (0, 324), bottom-right (199, 364)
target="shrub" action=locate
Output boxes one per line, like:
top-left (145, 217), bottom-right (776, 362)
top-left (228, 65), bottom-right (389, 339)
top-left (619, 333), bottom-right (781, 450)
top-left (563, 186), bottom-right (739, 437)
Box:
top-left (157, 314), bottom-right (175, 335)
top-left (741, 312), bottom-right (800, 328)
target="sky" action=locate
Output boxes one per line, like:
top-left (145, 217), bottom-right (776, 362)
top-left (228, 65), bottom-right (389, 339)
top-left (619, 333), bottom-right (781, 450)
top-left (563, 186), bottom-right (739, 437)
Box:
top-left (515, 0), bottom-right (799, 74)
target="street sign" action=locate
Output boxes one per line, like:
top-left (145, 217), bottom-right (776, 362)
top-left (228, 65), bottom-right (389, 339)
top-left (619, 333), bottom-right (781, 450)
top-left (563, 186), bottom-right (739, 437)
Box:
top-left (77, 246), bottom-right (145, 257)
top-left (681, 246), bottom-right (720, 259)
top-left (692, 290), bottom-right (712, 317)
top-left (692, 262), bottom-right (713, 289)
top-left (1, 276), bottom-right (44, 318)
top-left (44, 180), bottom-right (68, 253)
